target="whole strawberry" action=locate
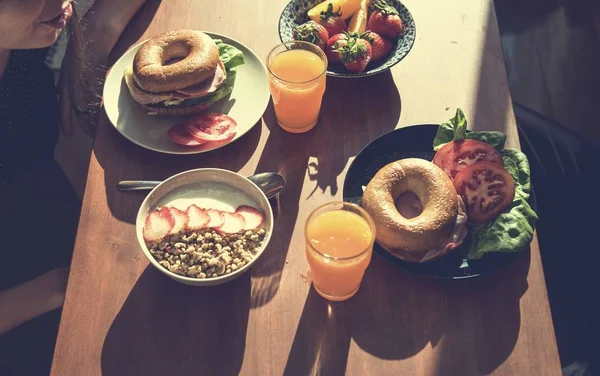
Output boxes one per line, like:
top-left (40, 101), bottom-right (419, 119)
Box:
top-left (367, 0), bottom-right (404, 39)
top-left (326, 33), bottom-right (349, 64)
top-left (319, 3), bottom-right (347, 36)
top-left (365, 31), bottom-right (393, 62)
top-left (335, 35), bottom-right (372, 73)
top-left (293, 21), bottom-right (329, 50)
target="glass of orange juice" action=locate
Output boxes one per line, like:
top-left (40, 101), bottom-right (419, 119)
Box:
top-left (305, 202), bottom-right (376, 301)
top-left (266, 41), bottom-right (327, 133)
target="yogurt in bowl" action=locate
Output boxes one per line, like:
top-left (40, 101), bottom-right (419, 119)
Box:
top-left (136, 168), bottom-right (274, 286)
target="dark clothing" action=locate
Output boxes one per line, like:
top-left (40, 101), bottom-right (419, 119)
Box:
top-left (0, 49), bottom-right (59, 189)
top-left (515, 103), bottom-right (600, 376)
top-left (0, 49), bottom-right (81, 375)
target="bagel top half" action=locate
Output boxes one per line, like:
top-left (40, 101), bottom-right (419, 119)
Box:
top-left (361, 158), bottom-right (460, 255)
top-left (133, 30), bottom-right (220, 93)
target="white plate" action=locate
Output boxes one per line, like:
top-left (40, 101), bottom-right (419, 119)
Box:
top-left (103, 32), bottom-right (270, 155)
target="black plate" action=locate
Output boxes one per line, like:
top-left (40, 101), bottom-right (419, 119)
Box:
top-left (342, 124), bottom-right (535, 279)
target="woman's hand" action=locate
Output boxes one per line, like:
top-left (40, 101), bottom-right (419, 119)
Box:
top-left (0, 267), bottom-right (69, 336)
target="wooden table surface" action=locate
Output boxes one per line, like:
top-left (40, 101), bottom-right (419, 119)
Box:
top-left (51, 0), bottom-right (562, 375)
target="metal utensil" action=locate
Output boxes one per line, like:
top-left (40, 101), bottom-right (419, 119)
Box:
top-left (118, 172), bottom-right (285, 199)
top-left (117, 180), bottom-right (162, 191)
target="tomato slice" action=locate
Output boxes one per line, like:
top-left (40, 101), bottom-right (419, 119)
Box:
top-left (433, 139), bottom-right (503, 180)
top-left (167, 124), bottom-right (205, 146)
top-left (453, 162), bottom-right (515, 224)
top-left (184, 113), bottom-right (237, 143)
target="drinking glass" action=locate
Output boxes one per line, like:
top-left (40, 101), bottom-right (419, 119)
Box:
top-left (266, 41), bottom-right (327, 133)
top-left (305, 202), bottom-right (376, 301)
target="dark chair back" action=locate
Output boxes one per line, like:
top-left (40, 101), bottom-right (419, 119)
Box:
top-left (513, 102), bottom-right (599, 371)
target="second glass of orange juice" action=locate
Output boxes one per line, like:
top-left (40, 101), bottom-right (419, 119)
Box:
top-left (267, 41), bottom-right (327, 133)
top-left (305, 202), bottom-right (376, 301)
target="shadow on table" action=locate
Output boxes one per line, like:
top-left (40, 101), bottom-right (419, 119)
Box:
top-left (100, 266), bottom-right (250, 376)
top-left (283, 251), bottom-right (529, 375)
top-left (428, 250), bottom-right (530, 375)
top-left (107, 0), bottom-right (163, 64)
top-left (249, 72), bottom-right (401, 309)
top-left (282, 288), bottom-right (352, 376)
top-left (95, 117), bottom-right (262, 224)
top-left (304, 71), bottom-right (402, 197)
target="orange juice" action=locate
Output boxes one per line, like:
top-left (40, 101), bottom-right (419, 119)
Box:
top-left (306, 208), bottom-right (374, 301)
top-left (268, 46), bottom-right (326, 133)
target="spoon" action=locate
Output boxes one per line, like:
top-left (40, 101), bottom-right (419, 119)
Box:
top-left (117, 172), bottom-right (286, 199)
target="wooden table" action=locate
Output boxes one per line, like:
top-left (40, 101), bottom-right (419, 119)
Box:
top-left (51, 0), bottom-right (562, 375)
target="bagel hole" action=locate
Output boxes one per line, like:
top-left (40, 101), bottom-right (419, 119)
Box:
top-left (395, 192), bottom-right (423, 219)
top-left (164, 57), bottom-right (184, 66)
top-left (162, 44), bottom-right (191, 66)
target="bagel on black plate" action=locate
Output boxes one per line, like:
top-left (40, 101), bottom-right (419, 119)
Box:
top-left (361, 158), bottom-right (468, 263)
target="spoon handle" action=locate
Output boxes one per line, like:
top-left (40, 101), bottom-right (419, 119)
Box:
top-left (117, 180), bottom-right (162, 191)
top-left (117, 173), bottom-right (285, 199)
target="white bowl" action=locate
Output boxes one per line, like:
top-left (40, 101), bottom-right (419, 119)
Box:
top-left (136, 168), bottom-right (274, 286)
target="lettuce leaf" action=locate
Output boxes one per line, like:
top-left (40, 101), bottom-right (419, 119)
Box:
top-left (467, 196), bottom-right (538, 259)
top-left (432, 108), bottom-right (538, 259)
top-left (432, 109), bottom-right (466, 150)
top-left (432, 109), bottom-right (506, 151)
top-left (500, 149), bottom-right (531, 200)
top-left (214, 39), bottom-right (245, 71)
top-left (468, 131), bottom-right (506, 151)
top-left (467, 148), bottom-right (538, 259)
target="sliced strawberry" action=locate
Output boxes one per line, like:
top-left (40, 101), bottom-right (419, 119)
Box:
top-left (206, 209), bottom-right (225, 228)
top-left (235, 205), bottom-right (264, 229)
top-left (186, 204), bottom-right (210, 229)
top-left (184, 113), bottom-right (237, 143)
top-left (143, 207), bottom-right (175, 242)
top-left (167, 123), bottom-right (206, 146)
top-left (216, 212), bottom-right (246, 234)
top-left (168, 207), bottom-right (189, 234)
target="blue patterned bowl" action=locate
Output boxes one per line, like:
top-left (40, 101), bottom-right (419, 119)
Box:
top-left (278, 0), bottom-right (416, 78)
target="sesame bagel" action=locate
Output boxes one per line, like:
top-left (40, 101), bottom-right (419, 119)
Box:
top-left (133, 30), bottom-right (219, 93)
top-left (362, 158), bottom-right (463, 262)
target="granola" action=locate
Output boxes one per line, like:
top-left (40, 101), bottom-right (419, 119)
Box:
top-left (148, 228), bottom-right (267, 279)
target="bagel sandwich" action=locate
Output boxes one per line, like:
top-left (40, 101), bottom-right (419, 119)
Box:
top-left (124, 30), bottom-right (245, 116)
top-left (361, 158), bottom-right (468, 263)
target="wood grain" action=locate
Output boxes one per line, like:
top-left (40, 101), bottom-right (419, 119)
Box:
top-left (51, 0), bottom-right (562, 375)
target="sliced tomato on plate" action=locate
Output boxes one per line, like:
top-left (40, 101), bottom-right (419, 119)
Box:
top-left (184, 113), bottom-right (237, 143)
top-left (167, 124), bottom-right (206, 146)
top-left (433, 139), bottom-right (503, 180)
top-left (453, 162), bottom-right (515, 224)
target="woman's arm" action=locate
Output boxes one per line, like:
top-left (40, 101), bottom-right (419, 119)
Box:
top-left (0, 268), bottom-right (69, 336)
top-left (59, 0), bottom-right (150, 137)
top-left (84, 0), bottom-right (150, 57)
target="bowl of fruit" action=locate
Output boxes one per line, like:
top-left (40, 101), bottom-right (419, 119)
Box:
top-left (279, 0), bottom-right (416, 77)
